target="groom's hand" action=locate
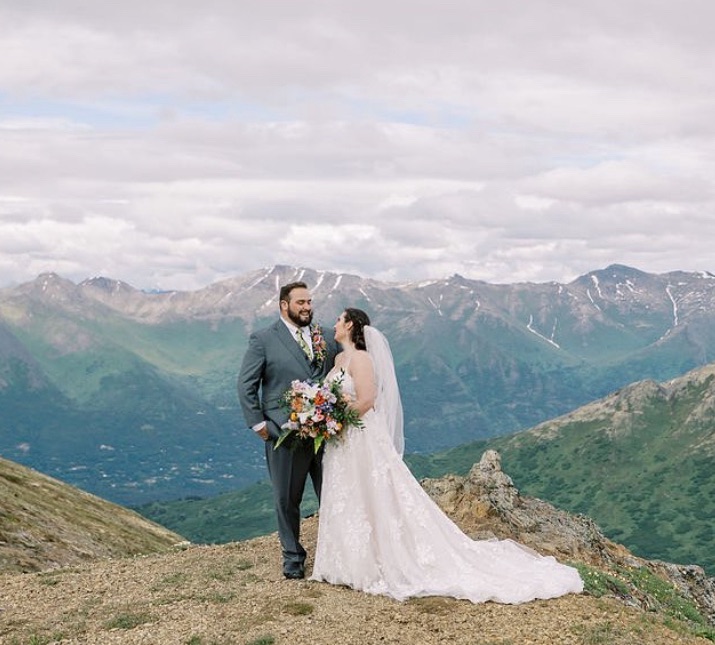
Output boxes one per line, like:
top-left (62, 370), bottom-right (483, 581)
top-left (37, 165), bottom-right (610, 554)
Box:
top-left (255, 422), bottom-right (270, 441)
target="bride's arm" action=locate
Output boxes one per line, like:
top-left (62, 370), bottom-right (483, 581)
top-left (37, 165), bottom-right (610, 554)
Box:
top-left (347, 350), bottom-right (376, 416)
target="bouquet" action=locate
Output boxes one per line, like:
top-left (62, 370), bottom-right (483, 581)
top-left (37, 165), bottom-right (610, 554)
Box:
top-left (275, 374), bottom-right (363, 453)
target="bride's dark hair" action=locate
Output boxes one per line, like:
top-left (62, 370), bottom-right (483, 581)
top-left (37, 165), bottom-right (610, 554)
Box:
top-left (343, 308), bottom-right (371, 351)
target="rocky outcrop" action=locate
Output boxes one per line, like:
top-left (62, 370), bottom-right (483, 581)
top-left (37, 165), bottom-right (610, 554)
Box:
top-left (421, 450), bottom-right (715, 626)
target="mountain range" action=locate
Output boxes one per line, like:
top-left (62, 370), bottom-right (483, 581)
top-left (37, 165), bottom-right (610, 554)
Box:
top-left (1, 264), bottom-right (714, 505)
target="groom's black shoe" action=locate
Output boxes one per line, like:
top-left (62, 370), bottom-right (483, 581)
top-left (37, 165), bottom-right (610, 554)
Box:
top-left (283, 569), bottom-right (305, 580)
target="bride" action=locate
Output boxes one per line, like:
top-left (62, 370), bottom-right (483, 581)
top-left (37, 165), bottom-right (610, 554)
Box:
top-left (309, 307), bottom-right (584, 604)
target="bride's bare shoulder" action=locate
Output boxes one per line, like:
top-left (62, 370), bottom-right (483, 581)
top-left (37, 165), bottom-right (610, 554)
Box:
top-left (335, 350), bottom-right (370, 371)
top-left (350, 350), bottom-right (372, 368)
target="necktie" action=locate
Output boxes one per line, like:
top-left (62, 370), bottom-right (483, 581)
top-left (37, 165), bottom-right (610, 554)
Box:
top-left (295, 328), bottom-right (312, 359)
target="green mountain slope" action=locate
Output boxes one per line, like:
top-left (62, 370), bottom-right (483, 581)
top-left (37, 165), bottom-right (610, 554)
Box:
top-left (136, 482), bottom-right (319, 545)
top-left (0, 281), bottom-right (262, 505)
top-left (411, 362), bottom-right (715, 575)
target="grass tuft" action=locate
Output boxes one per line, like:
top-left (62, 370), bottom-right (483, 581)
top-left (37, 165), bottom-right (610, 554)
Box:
top-left (406, 596), bottom-right (455, 614)
top-left (104, 610), bottom-right (155, 630)
top-left (282, 601), bottom-right (314, 616)
top-left (246, 636), bottom-right (275, 645)
top-left (571, 621), bottom-right (631, 645)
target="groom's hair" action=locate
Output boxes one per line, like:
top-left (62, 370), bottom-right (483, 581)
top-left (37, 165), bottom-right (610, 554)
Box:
top-left (279, 281), bottom-right (309, 305)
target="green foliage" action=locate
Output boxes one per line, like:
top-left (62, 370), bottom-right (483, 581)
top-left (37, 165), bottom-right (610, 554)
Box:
top-left (406, 597), bottom-right (456, 614)
top-left (104, 610), bottom-right (155, 630)
top-left (151, 571), bottom-right (191, 591)
top-left (37, 572), bottom-right (62, 586)
top-left (573, 563), bottom-right (715, 642)
top-left (197, 591), bottom-right (236, 604)
top-left (245, 637), bottom-right (275, 645)
top-left (21, 634), bottom-right (67, 645)
top-left (622, 567), bottom-right (707, 626)
top-left (574, 563), bottom-right (631, 599)
top-left (282, 601), bottom-right (314, 616)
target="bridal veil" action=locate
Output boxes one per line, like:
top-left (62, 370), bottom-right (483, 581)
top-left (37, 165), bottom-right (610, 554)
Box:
top-left (364, 325), bottom-right (404, 456)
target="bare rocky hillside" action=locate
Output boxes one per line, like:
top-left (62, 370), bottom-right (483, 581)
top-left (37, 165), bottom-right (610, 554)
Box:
top-left (0, 456), bottom-right (183, 574)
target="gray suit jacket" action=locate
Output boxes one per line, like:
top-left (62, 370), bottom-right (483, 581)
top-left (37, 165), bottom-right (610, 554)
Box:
top-left (237, 319), bottom-right (338, 440)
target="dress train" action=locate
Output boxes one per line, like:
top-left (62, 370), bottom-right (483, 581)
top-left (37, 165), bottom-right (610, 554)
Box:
top-left (310, 369), bottom-right (584, 604)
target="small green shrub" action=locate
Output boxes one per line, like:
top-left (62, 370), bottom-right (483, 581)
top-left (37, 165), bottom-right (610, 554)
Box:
top-left (104, 610), bottom-right (155, 630)
top-left (27, 635), bottom-right (65, 645)
top-left (406, 596), bottom-right (454, 614)
top-left (198, 591), bottom-right (236, 604)
top-left (282, 601), bottom-right (314, 616)
top-left (152, 571), bottom-right (190, 590)
top-left (573, 563), bottom-right (630, 598)
top-left (37, 575), bottom-right (60, 587)
top-left (246, 636), bottom-right (275, 645)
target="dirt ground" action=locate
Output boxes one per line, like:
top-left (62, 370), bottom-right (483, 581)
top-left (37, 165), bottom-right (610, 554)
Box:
top-left (1, 518), bottom-right (711, 645)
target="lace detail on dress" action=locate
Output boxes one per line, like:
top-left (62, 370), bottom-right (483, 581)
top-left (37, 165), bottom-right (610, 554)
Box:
top-left (325, 365), bottom-right (346, 385)
top-left (310, 368), bottom-right (584, 604)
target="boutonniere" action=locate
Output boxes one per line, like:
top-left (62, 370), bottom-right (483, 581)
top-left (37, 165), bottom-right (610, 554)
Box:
top-left (310, 323), bottom-right (327, 366)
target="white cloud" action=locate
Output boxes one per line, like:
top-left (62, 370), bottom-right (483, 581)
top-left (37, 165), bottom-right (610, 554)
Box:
top-left (0, 0), bottom-right (713, 290)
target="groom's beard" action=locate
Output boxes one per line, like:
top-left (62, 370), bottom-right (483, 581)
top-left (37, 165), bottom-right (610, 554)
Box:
top-left (288, 309), bottom-right (313, 328)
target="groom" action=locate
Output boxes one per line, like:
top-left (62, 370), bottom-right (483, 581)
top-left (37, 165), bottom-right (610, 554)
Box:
top-left (237, 281), bottom-right (337, 579)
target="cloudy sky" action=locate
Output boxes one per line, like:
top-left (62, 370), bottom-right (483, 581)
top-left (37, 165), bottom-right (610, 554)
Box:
top-left (1, 1), bottom-right (713, 291)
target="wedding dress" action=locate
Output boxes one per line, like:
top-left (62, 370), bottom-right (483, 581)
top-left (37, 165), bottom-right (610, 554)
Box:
top-left (309, 327), bottom-right (583, 604)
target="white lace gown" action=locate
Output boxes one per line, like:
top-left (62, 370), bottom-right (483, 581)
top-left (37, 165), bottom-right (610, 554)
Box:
top-left (310, 368), bottom-right (584, 604)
